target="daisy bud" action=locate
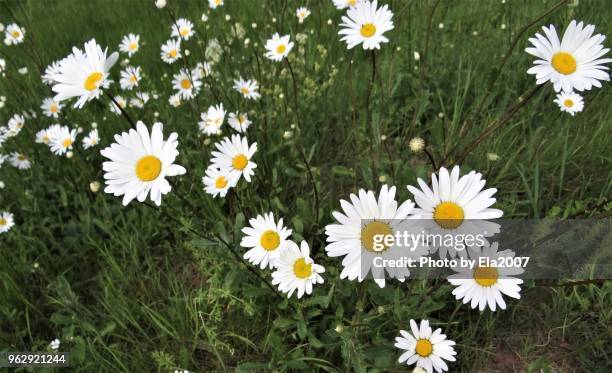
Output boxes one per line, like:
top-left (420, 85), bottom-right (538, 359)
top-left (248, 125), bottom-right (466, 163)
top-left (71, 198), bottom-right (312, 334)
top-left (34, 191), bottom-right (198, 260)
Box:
top-left (0, 23), bottom-right (4, 32)
top-left (437, 112), bottom-right (444, 118)
top-left (409, 137), bottom-right (425, 153)
top-left (201, 14), bottom-right (208, 22)
top-left (185, 49), bottom-right (190, 56)
top-left (501, 23), bottom-right (506, 30)
top-left (396, 46), bottom-right (401, 51)
top-left (77, 127), bottom-right (83, 133)
top-left (472, 31), bottom-right (479, 36)
top-left (0, 181), bottom-right (4, 189)
top-left (272, 17), bottom-right (276, 23)
top-left (283, 130), bottom-right (292, 139)
top-left (377, 306), bottom-right (385, 314)
top-left (413, 51), bottom-right (420, 61)
top-left (0, 102), bottom-right (4, 109)
top-left (154, 111), bottom-right (159, 117)
top-left (380, 135), bottom-right (387, 141)
top-left (89, 181), bottom-right (101, 193)
top-left (335, 324), bottom-right (344, 333)
top-left (66, 151), bottom-right (74, 158)
top-left (487, 153), bottom-right (500, 161)
top-left (438, 23), bottom-right (444, 29)
top-left (225, 15), bottom-right (231, 21)
top-left (155, 0), bottom-right (166, 9)
top-left (327, 19), bottom-right (332, 25)
top-left (91, 122), bottom-right (98, 128)
top-left (251, 23), bottom-right (257, 29)
top-left (203, 138), bottom-right (211, 146)
top-left (33, 262), bottom-right (39, 268)
top-left (18, 67), bottom-right (28, 74)
top-left (378, 175), bottom-right (387, 183)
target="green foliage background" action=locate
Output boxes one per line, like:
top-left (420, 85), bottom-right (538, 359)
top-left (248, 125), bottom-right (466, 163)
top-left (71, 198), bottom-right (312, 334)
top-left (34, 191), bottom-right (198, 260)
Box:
top-left (0, 0), bottom-right (610, 371)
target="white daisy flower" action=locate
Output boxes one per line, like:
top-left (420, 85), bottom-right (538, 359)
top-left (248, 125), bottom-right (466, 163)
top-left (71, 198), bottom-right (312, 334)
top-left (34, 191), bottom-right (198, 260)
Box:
top-left (554, 91), bottom-right (584, 116)
top-left (42, 60), bottom-right (61, 85)
top-left (0, 154), bottom-right (7, 167)
top-left (0, 58), bottom-right (5, 73)
top-left (130, 92), bottom-right (150, 108)
top-left (6, 114), bottom-right (25, 137)
top-left (202, 166), bottom-right (236, 198)
top-left (264, 33), bottom-right (294, 62)
top-left (208, 0), bottom-right (224, 9)
top-left (233, 77), bottom-right (261, 100)
top-left (4, 23), bottom-right (25, 45)
top-left (171, 18), bottom-right (195, 40)
top-left (333, 0), bottom-right (359, 10)
top-left (526, 20), bottom-right (611, 92)
top-left (100, 121), bottom-right (186, 206)
top-left (35, 127), bottom-right (54, 144)
top-left (198, 104), bottom-right (226, 136)
top-left (83, 129), bottom-right (100, 149)
top-left (109, 95), bottom-right (127, 114)
top-left (40, 98), bottom-right (63, 118)
top-left (406, 166), bottom-right (503, 258)
top-left (271, 240), bottom-right (325, 298)
top-left (0, 211), bottom-right (15, 233)
top-left (192, 61), bottom-right (212, 79)
top-left (119, 66), bottom-right (142, 91)
top-left (228, 112), bottom-right (251, 133)
top-left (395, 319), bottom-right (457, 373)
top-left (161, 39), bottom-right (181, 64)
top-left (119, 33), bottom-right (140, 57)
top-left (339, 0), bottom-right (394, 50)
top-left (47, 125), bottom-right (77, 156)
top-left (407, 166), bottom-right (503, 223)
top-left (296, 7), bottom-right (311, 24)
top-left (448, 243), bottom-right (523, 312)
top-left (210, 134), bottom-right (257, 183)
top-left (324, 185), bottom-right (422, 288)
top-left (51, 39), bottom-right (119, 109)
top-left (241, 212), bottom-right (292, 269)
top-left (172, 68), bottom-right (202, 100)
top-left (168, 94), bottom-right (181, 107)
top-left (10, 152), bottom-right (31, 169)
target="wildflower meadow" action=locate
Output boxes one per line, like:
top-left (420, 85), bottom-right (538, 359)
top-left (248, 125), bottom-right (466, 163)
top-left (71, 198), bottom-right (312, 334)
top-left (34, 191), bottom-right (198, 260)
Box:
top-left (0, 0), bottom-right (610, 371)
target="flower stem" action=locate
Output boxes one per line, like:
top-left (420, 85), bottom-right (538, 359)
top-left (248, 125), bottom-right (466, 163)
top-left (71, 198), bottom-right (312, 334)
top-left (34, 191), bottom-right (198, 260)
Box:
top-left (285, 58), bottom-right (321, 230)
top-left (105, 91), bottom-right (136, 129)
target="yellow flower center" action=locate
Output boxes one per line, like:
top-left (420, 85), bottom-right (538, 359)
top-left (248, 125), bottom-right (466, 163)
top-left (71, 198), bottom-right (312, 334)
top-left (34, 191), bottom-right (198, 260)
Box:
top-left (168, 49), bottom-right (178, 58)
top-left (129, 42), bottom-right (138, 50)
top-left (238, 115), bottom-right (245, 123)
top-left (348, 0), bottom-right (356, 5)
top-left (18, 155), bottom-right (26, 161)
top-left (215, 176), bottom-right (228, 189)
top-left (0, 218), bottom-right (6, 226)
top-left (180, 27), bottom-right (190, 36)
top-left (360, 23), bottom-right (377, 38)
top-left (551, 52), bottom-right (577, 75)
top-left (240, 87), bottom-right (250, 95)
top-left (232, 154), bottom-right (248, 170)
top-left (361, 221), bottom-right (392, 252)
top-left (293, 258), bottom-right (313, 279)
top-left (260, 230), bottom-right (280, 251)
top-left (415, 339), bottom-right (433, 357)
top-left (563, 99), bottom-right (574, 108)
top-left (42, 135), bottom-right (50, 143)
top-left (276, 44), bottom-right (286, 54)
top-left (84, 72), bottom-right (103, 91)
top-left (433, 202), bottom-right (464, 230)
top-left (135, 155), bottom-right (162, 182)
top-left (215, 0), bottom-right (222, 5)
top-left (12, 31), bottom-right (20, 38)
top-left (181, 79), bottom-right (192, 89)
top-left (130, 75), bottom-right (138, 83)
top-left (62, 138), bottom-right (73, 148)
top-left (50, 103), bottom-right (58, 113)
top-left (473, 266), bottom-right (499, 287)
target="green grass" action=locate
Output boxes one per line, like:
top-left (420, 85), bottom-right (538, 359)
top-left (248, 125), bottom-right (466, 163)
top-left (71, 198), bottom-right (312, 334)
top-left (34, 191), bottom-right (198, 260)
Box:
top-left (0, 0), bottom-right (611, 371)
